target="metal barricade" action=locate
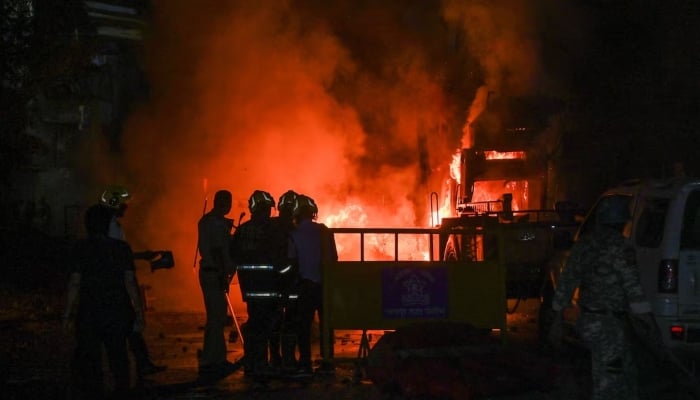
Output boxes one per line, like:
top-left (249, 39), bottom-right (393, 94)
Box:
top-left (321, 225), bottom-right (507, 377)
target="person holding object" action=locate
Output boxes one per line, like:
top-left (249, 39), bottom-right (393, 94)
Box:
top-left (63, 204), bottom-right (142, 398)
top-left (547, 196), bottom-right (652, 400)
top-left (196, 189), bottom-right (240, 380)
top-left (98, 185), bottom-right (167, 377)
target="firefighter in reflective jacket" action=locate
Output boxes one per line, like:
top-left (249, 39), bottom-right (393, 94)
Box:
top-left (274, 190), bottom-right (300, 373)
top-left (231, 190), bottom-right (290, 378)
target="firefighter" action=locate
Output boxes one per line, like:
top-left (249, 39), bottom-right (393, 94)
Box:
top-left (230, 190), bottom-right (289, 380)
top-left (99, 185), bottom-right (130, 242)
top-left (98, 185), bottom-right (167, 378)
top-left (99, 185), bottom-right (159, 262)
top-left (288, 194), bottom-right (338, 376)
top-left (547, 196), bottom-right (652, 400)
top-left (196, 189), bottom-right (240, 380)
top-left (274, 190), bottom-right (301, 374)
top-left (62, 204), bottom-right (142, 398)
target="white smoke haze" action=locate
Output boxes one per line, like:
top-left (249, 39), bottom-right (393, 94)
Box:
top-left (84, 1), bottom-right (583, 311)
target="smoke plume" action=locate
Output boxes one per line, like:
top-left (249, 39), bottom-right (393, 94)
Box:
top-left (86, 0), bottom-right (582, 311)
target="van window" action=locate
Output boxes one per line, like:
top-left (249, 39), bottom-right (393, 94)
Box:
top-left (635, 197), bottom-right (669, 248)
top-left (578, 194), bottom-right (632, 238)
top-left (681, 190), bottom-right (700, 249)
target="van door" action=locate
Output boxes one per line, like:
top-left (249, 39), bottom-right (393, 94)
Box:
top-left (632, 196), bottom-right (669, 306)
top-left (677, 189), bottom-right (700, 318)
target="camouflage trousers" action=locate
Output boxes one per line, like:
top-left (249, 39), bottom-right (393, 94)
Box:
top-left (577, 312), bottom-right (638, 400)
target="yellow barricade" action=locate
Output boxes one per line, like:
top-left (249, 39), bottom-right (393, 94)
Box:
top-left (321, 227), bottom-right (507, 363)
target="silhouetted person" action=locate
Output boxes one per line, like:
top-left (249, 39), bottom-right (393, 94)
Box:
top-left (289, 194), bottom-right (338, 376)
top-left (63, 204), bottom-right (143, 398)
top-left (197, 189), bottom-right (240, 380)
top-left (99, 185), bottom-right (167, 377)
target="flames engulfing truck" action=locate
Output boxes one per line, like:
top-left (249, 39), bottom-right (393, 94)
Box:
top-left (438, 148), bottom-right (582, 312)
top-left (436, 94), bottom-right (582, 314)
top-left (327, 95), bottom-right (581, 339)
top-left (326, 145), bottom-right (583, 349)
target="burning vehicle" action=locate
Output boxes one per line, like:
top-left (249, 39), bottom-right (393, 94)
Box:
top-left (440, 148), bottom-right (581, 305)
top-left (325, 94), bottom-right (584, 344)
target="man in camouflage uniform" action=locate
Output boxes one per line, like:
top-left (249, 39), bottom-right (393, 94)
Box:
top-left (549, 196), bottom-right (652, 400)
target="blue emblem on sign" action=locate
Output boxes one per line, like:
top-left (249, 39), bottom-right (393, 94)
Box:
top-left (382, 267), bottom-right (448, 319)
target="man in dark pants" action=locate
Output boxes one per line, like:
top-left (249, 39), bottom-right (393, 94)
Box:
top-left (231, 190), bottom-right (289, 383)
top-left (273, 190), bottom-right (300, 374)
top-left (99, 185), bottom-right (167, 378)
top-left (197, 189), bottom-right (240, 380)
top-left (289, 194), bottom-right (338, 376)
top-left (63, 204), bottom-right (143, 398)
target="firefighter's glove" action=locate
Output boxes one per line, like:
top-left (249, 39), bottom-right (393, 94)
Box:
top-left (546, 309), bottom-right (564, 350)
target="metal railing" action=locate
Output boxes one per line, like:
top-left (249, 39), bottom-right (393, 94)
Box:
top-left (330, 227), bottom-right (442, 262)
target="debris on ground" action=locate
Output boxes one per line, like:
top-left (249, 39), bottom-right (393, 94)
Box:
top-left (365, 321), bottom-right (563, 399)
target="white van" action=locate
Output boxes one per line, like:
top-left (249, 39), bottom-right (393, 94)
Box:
top-left (575, 177), bottom-right (700, 355)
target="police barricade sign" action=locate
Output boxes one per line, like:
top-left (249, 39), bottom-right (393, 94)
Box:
top-left (322, 227), bottom-right (507, 363)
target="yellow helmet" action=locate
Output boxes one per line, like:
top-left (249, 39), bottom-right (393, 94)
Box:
top-left (99, 185), bottom-right (131, 209)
